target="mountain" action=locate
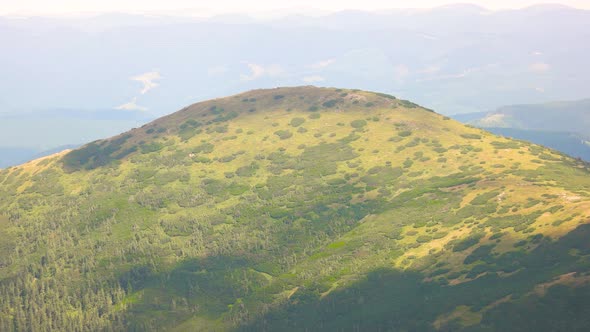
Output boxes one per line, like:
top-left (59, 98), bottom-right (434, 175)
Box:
top-left (1, 87), bottom-right (590, 331)
top-left (453, 99), bottom-right (590, 136)
top-left (453, 99), bottom-right (590, 161)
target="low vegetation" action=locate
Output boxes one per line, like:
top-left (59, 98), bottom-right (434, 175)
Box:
top-left (1, 87), bottom-right (589, 331)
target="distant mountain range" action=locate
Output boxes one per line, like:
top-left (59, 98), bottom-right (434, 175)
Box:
top-left (0, 5), bottom-right (588, 117)
top-left (483, 127), bottom-right (590, 161)
top-left (0, 147), bottom-right (38, 168)
top-left (0, 108), bottom-right (153, 168)
top-left (453, 99), bottom-right (590, 161)
top-left (0, 145), bottom-right (79, 169)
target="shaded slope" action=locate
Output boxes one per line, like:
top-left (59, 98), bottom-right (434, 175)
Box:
top-left (242, 223), bottom-right (590, 331)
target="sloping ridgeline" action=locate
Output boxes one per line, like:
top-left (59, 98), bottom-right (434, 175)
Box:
top-left (0, 86), bottom-right (589, 331)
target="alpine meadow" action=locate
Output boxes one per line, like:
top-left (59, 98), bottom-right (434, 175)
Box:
top-left (1, 86), bottom-right (590, 331)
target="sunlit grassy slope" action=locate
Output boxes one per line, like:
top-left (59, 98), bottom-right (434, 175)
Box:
top-left (1, 86), bottom-right (590, 331)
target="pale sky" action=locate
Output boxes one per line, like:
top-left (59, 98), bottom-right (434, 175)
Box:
top-left (1, 0), bottom-right (589, 16)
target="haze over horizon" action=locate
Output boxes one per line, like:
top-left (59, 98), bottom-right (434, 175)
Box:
top-left (1, 0), bottom-right (589, 16)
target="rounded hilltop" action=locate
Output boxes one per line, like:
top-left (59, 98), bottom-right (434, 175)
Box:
top-left (61, 86), bottom-right (437, 172)
top-left (152, 85), bottom-right (429, 127)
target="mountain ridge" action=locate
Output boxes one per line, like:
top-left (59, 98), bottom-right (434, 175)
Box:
top-left (452, 98), bottom-right (590, 135)
top-left (452, 98), bottom-right (590, 161)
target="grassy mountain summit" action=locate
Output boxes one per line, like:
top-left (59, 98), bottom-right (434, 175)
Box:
top-left (1, 86), bottom-right (590, 331)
